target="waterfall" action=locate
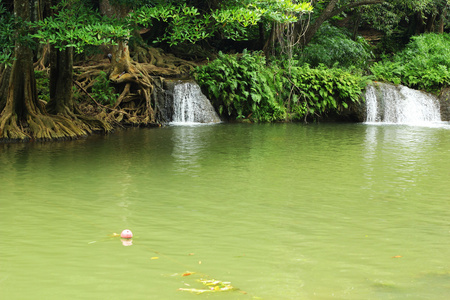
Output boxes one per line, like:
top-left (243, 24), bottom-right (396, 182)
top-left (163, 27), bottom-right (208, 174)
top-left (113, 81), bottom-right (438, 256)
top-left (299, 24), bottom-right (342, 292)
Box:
top-left (364, 83), bottom-right (441, 124)
top-left (171, 81), bottom-right (221, 124)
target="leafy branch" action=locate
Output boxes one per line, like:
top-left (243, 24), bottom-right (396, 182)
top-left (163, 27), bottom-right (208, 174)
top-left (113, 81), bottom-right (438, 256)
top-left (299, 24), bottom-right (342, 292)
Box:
top-left (31, 0), bottom-right (130, 53)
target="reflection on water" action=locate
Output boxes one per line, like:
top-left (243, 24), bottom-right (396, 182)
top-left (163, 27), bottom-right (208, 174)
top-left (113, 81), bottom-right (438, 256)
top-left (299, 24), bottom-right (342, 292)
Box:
top-left (363, 125), bottom-right (437, 196)
top-left (1, 124), bottom-right (449, 299)
top-left (171, 125), bottom-right (213, 176)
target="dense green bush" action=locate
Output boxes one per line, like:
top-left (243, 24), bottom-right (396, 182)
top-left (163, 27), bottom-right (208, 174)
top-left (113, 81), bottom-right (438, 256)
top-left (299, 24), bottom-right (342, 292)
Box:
top-left (0, 4), bottom-right (15, 64)
top-left (195, 51), bottom-right (366, 122)
top-left (370, 33), bottom-right (450, 92)
top-left (300, 23), bottom-right (374, 69)
top-left (35, 70), bottom-right (50, 103)
top-left (92, 72), bottom-right (119, 106)
top-left (195, 50), bottom-right (286, 122)
top-left (286, 64), bottom-right (366, 120)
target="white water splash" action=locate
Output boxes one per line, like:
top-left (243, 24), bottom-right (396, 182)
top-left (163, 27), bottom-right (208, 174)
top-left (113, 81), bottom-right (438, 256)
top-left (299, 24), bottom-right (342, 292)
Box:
top-left (365, 83), bottom-right (441, 125)
top-left (171, 81), bottom-right (221, 125)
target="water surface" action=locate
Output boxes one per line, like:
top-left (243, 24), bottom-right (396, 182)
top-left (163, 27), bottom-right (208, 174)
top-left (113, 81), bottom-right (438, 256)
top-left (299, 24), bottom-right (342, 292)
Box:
top-left (1, 123), bottom-right (449, 299)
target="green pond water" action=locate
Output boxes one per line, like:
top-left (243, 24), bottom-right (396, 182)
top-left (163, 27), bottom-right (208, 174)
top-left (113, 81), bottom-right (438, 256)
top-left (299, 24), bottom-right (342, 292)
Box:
top-left (1, 123), bottom-right (449, 299)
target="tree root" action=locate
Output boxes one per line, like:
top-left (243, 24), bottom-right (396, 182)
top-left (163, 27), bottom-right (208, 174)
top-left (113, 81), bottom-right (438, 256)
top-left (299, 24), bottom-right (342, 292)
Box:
top-left (0, 111), bottom-right (29, 141)
top-left (1, 76), bottom-right (114, 142)
top-left (0, 110), bottom-right (89, 142)
top-left (3, 45), bottom-right (196, 142)
top-left (34, 44), bottom-right (50, 71)
top-left (114, 83), bottom-right (130, 108)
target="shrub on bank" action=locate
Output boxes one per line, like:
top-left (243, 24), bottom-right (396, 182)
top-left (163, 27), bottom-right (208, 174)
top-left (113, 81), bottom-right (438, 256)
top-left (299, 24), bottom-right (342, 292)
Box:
top-left (370, 33), bottom-right (450, 92)
top-left (195, 50), bottom-right (285, 122)
top-left (194, 51), bottom-right (366, 122)
top-left (300, 23), bottom-right (374, 69)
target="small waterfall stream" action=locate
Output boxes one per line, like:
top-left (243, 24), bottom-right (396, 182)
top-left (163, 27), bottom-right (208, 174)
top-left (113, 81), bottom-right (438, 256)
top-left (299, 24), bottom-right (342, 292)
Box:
top-left (365, 83), bottom-right (441, 124)
top-left (171, 81), bottom-right (221, 124)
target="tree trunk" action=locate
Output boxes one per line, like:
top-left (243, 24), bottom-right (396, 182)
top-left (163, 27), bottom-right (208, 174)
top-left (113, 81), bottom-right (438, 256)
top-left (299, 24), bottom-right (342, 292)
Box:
top-left (425, 13), bottom-right (437, 33)
top-left (352, 11), bottom-right (362, 40)
top-left (301, 0), bottom-right (338, 47)
top-left (258, 22), bottom-right (266, 49)
top-left (0, 0), bottom-right (42, 140)
top-left (100, 0), bottom-right (128, 18)
top-left (47, 45), bottom-right (74, 115)
top-left (0, 65), bottom-right (11, 112)
top-left (263, 23), bottom-right (276, 58)
top-left (438, 6), bottom-right (447, 33)
top-left (99, 0), bottom-right (156, 124)
top-left (416, 12), bottom-right (427, 34)
top-left (0, 0), bottom-right (111, 142)
top-left (99, 0), bottom-right (133, 74)
top-left (298, 0), bottom-right (383, 47)
top-left (42, 3), bottom-right (113, 136)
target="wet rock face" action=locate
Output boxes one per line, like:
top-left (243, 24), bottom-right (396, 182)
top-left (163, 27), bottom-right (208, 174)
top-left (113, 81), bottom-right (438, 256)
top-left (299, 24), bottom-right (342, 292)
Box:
top-left (155, 79), bottom-right (175, 124)
top-left (439, 87), bottom-right (450, 121)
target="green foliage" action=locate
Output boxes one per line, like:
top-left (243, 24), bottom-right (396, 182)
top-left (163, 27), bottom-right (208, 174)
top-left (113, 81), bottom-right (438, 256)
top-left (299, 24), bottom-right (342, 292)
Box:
top-left (92, 72), bottom-right (119, 106)
top-left (370, 33), bottom-right (450, 91)
top-left (132, 0), bottom-right (312, 46)
top-left (215, 0), bottom-right (312, 24)
top-left (362, 0), bottom-right (450, 48)
top-left (285, 64), bottom-right (366, 120)
top-left (133, 4), bottom-right (213, 46)
top-left (195, 50), bottom-right (286, 122)
top-left (35, 70), bottom-right (50, 103)
top-left (32, 0), bottom-right (130, 54)
top-left (300, 23), bottom-right (374, 69)
top-left (195, 51), bottom-right (366, 122)
top-left (0, 4), bottom-right (15, 64)
top-left (362, 2), bottom-right (407, 37)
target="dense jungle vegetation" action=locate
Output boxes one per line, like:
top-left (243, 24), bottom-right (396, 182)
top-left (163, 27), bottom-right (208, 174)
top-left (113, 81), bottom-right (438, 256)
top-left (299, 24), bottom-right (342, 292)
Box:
top-left (0, 0), bottom-right (449, 141)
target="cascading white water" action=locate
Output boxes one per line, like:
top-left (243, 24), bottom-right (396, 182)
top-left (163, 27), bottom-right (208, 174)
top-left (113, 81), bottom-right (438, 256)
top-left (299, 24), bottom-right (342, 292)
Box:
top-left (365, 83), bottom-right (441, 124)
top-left (171, 81), bottom-right (221, 124)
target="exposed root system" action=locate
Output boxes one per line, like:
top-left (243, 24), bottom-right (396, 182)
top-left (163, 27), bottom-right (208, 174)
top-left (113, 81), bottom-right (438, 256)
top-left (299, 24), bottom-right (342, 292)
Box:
top-left (0, 44), bottom-right (197, 143)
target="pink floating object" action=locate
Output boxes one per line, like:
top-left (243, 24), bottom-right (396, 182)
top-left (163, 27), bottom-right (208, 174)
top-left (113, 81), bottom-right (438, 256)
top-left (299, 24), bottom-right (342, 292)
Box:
top-left (121, 229), bottom-right (133, 239)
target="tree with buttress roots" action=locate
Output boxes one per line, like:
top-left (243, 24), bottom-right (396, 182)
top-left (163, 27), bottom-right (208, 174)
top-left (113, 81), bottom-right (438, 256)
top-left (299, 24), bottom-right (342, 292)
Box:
top-left (98, 0), bottom-right (162, 124)
top-left (0, 0), bottom-right (131, 141)
top-left (0, 0), bottom-right (78, 141)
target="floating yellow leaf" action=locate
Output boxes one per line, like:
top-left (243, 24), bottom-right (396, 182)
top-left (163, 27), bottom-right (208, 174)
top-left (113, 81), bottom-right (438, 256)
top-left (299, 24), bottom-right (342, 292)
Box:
top-left (182, 272), bottom-right (195, 276)
top-left (151, 257), bottom-right (159, 260)
top-left (179, 278), bottom-right (235, 294)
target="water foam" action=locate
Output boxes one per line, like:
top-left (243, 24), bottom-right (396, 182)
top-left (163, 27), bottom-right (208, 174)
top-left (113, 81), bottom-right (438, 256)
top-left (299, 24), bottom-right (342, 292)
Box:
top-left (365, 83), bottom-right (441, 125)
top-left (171, 81), bottom-right (221, 124)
